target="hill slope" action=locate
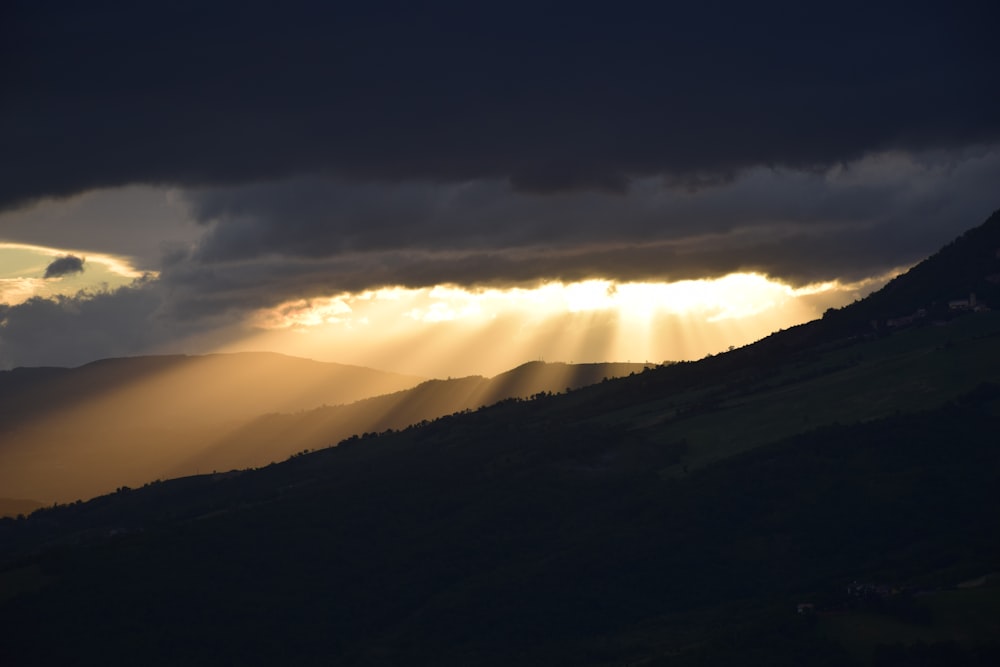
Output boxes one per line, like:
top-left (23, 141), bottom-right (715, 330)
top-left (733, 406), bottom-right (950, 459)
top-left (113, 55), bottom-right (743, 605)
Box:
top-left (813, 207), bottom-right (1000, 341)
top-left (2, 363), bottom-right (997, 665)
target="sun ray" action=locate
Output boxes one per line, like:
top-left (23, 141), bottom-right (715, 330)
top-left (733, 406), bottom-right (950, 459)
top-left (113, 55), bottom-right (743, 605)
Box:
top-left (236, 271), bottom-right (897, 377)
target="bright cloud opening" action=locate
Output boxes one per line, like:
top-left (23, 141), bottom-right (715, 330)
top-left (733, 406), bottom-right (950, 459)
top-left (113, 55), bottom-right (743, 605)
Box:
top-left (232, 271), bottom-right (897, 378)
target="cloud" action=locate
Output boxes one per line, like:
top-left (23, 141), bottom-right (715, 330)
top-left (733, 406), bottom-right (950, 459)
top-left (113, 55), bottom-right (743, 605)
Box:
top-left (2, 2), bottom-right (998, 208)
top-left (0, 187), bottom-right (200, 271)
top-left (0, 283), bottom-right (159, 368)
top-left (42, 255), bottom-right (85, 278)
top-left (177, 147), bottom-right (1000, 297)
top-left (0, 278), bottom-right (244, 369)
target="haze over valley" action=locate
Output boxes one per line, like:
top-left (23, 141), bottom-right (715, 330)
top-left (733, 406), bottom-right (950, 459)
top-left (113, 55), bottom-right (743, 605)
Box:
top-left (0, 355), bottom-right (650, 504)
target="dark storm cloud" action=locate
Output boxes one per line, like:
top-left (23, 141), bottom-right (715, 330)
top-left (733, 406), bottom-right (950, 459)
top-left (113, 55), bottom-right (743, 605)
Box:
top-left (0, 187), bottom-right (201, 271)
top-left (0, 281), bottom-right (163, 368)
top-left (0, 277), bottom-right (245, 369)
top-left (2, 1), bottom-right (998, 209)
top-left (181, 146), bottom-right (1000, 289)
top-left (43, 255), bottom-right (85, 278)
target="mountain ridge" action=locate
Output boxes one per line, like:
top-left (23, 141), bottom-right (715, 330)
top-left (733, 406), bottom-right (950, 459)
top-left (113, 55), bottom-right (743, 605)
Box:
top-left (0, 355), bottom-right (652, 504)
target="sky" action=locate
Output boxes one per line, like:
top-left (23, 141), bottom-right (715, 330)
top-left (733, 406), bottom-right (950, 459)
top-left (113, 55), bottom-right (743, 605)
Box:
top-left (1, 1), bottom-right (998, 377)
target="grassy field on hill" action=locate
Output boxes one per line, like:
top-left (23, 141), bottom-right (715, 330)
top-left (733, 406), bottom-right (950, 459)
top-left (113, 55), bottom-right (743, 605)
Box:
top-left (540, 311), bottom-right (1000, 473)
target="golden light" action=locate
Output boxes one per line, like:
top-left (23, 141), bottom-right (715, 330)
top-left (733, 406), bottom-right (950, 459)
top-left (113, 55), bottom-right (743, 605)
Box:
top-left (230, 271), bottom-right (898, 378)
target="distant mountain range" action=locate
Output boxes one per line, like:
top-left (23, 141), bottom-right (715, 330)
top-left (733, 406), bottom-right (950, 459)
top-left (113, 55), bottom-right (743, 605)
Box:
top-left (0, 352), bottom-right (650, 505)
top-left (181, 360), bottom-right (654, 475)
top-left (1, 210), bottom-right (999, 666)
top-left (0, 351), bottom-right (420, 505)
top-left (0, 351), bottom-right (425, 426)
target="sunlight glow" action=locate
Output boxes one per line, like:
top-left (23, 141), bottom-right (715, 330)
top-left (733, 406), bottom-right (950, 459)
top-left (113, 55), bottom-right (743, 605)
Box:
top-left (236, 271), bottom-right (897, 377)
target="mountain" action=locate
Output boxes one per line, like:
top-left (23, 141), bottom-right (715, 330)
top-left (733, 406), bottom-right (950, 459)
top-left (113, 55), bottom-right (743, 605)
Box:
top-left (794, 207), bottom-right (1000, 346)
top-left (844, 207), bottom-right (1000, 322)
top-left (0, 354), bottom-right (649, 504)
top-left (0, 352), bottom-right (424, 503)
top-left (1, 211), bottom-right (999, 665)
top-left (0, 351), bottom-right (425, 426)
top-left (181, 360), bottom-right (653, 474)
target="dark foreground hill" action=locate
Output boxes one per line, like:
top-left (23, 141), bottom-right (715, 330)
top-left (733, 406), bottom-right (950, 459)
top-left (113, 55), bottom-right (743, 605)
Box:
top-left (1, 210), bottom-right (999, 665)
top-left (1, 353), bottom-right (998, 665)
top-left (773, 207), bottom-right (1000, 349)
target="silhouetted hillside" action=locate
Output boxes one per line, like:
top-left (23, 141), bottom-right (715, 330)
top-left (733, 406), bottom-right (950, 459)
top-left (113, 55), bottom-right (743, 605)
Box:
top-left (1, 379), bottom-right (997, 665)
top-left (821, 207), bottom-right (1000, 335)
top-left (0, 351), bottom-right (425, 427)
top-left (0, 497), bottom-right (43, 519)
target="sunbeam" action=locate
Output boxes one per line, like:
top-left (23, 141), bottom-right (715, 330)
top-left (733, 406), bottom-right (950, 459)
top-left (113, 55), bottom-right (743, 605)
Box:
top-left (229, 272), bottom-right (897, 377)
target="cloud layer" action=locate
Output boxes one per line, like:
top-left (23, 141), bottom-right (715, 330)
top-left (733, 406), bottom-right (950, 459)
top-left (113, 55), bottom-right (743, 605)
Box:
top-left (3, 2), bottom-right (998, 209)
top-left (179, 148), bottom-right (1000, 295)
